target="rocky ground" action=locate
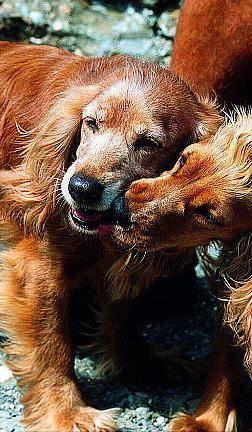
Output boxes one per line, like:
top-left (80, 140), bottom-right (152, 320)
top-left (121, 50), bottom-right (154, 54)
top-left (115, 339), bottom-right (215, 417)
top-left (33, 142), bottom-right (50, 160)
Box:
top-left (0, 1), bottom-right (251, 431)
top-left (0, 0), bottom-right (180, 63)
top-left (0, 274), bottom-right (217, 432)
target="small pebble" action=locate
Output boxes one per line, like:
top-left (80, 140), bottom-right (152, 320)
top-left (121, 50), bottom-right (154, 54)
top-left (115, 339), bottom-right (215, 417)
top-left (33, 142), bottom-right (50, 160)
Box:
top-left (29, 11), bottom-right (44, 25)
top-left (0, 366), bottom-right (13, 384)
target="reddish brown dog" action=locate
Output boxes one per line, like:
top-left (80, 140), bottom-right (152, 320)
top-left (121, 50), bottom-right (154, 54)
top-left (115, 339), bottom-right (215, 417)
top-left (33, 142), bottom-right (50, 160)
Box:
top-left (0, 42), bottom-right (222, 431)
top-left (171, 0), bottom-right (252, 105)
top-left (115, 112), bottom-right (252, 432)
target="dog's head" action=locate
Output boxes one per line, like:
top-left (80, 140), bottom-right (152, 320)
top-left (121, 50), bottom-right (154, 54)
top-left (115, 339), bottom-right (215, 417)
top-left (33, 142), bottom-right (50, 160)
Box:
top-left (114, 111), bottom-right (252, 251)
top-left (59, 60), bottom-right (222, 235)
top-left (0, 57), bottom-right (221, 237)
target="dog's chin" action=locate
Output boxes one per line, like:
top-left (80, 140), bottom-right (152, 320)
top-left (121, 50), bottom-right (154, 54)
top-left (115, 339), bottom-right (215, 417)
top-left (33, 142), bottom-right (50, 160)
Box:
top-left (114, 225), bottom-right (184, 254)
top-left (113, 224), bottom-right (152, 251)
top-left (68, 207), bottom-right (115, 236)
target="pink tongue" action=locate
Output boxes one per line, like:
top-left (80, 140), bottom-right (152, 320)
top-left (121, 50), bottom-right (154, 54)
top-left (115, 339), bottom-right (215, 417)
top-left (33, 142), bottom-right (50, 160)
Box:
top-left (74, 209), bottom-right (101, 222)
top-left (98, 224), bottom-right (114, 235)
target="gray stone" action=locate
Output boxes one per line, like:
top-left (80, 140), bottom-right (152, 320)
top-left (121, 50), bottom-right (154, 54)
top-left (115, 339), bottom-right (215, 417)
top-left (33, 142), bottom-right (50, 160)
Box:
top-left (0, 0), bottom-right (176, 62)
top-left (28, 11), bottom-right (44, 25)
top-left (158, 11), bottom-right (177, 39)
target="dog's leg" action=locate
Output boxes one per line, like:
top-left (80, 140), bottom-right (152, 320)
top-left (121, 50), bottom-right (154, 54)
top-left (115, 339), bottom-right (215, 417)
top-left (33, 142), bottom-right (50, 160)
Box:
top-left (0, 238), bottom-right (117, 432)
top-left (167, 325), bottom-right (239, 432)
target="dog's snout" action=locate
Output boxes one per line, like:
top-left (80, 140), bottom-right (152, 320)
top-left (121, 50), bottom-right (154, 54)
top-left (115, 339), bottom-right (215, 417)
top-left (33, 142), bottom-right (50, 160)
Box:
top-left (68, 173), bottom-right (103, 205)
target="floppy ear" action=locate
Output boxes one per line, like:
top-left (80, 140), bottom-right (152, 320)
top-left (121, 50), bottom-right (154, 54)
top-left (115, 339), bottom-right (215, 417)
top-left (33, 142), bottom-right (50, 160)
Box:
top-left (0, 85), bottom-right (98, 237)
top-left (223, 233), bottom-right (252, 374)
top-left (194, 95), bottom-right (223, 140)
top-left (0, 105), bottom-right (80, 237)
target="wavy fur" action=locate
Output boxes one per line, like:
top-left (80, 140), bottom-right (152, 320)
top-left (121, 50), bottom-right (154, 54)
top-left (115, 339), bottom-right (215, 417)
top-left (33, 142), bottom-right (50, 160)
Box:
top-left (0, 42), bottom-right (223, 431)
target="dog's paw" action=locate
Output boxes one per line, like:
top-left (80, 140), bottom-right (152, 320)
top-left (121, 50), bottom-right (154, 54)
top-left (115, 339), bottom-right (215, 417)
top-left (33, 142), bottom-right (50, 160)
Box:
top-left (167, 413), bottom-right (214, 432)
top-left (72, 407), bottom-right (120, 432)
top-left (167, 411), bottom-right (238, 432)
top-left (32, 406), bottom-right (120, 432)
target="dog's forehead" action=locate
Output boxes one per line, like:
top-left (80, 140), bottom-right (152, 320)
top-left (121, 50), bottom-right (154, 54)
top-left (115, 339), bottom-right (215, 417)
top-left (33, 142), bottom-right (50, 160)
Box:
top-left (81, 77), bottom-right (185, 140)
top-left (103, 79), bottom-right (145, 99)
top-left (83, 79), bottom-right (157, 119)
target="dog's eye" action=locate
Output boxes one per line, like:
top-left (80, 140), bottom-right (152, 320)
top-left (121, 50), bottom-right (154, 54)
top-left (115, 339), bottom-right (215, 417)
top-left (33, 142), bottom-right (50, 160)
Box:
top-left (134, 137), bottom-right (161, 151)
top-left (194, 204), bottom-right (215, 223)
top-left (85, 118), bottom-right (98, 132)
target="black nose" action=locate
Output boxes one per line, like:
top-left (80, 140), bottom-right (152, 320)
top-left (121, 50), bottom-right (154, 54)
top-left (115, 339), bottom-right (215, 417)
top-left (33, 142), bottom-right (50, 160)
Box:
top-left (68, 173), bottom-right (103, 205)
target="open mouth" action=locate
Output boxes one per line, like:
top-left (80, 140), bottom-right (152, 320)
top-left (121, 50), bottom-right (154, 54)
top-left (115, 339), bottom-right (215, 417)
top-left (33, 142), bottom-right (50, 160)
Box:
top-left (70, 208), bottom-right (114, 234)
top-left (70, 195), bottom-right (132, 235)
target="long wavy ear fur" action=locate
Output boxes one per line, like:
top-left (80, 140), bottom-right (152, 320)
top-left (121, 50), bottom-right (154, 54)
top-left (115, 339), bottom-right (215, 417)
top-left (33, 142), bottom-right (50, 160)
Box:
top-left (223, 233), bottom-right (252, 374)
top-left (0, 86), bottom-right (98, 237)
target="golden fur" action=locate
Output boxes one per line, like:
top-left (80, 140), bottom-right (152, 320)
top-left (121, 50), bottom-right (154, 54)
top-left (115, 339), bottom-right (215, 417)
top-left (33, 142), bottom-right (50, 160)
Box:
top-left (221, 233), bottom-right (252, 372)
top-left (114, 110), bottom-right (252, 432)
top-left (0, 41), bottom-right (222, 431)
top-left (171, 0), bottom-right (252, 105)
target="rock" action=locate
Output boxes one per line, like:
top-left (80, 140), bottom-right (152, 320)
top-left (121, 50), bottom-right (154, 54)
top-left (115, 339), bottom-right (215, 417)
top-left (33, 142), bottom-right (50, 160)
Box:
top-left (51, 19), bottom-right (69, 32)
top-left (158, 11), bottom-right (177, 39)
top-left (28, 11), bottom-right (44, 25)
top-left (155, 416), bottom-right (166, 425)
top-left (0, 366), bottom-right (13, 384)
top-left (142, 0), bottom-right (159, 7)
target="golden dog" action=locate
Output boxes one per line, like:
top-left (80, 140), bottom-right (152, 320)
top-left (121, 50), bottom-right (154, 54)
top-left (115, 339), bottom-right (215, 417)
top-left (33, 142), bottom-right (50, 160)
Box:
top-left (0, 41), bottom-right (222, 431)
top-left (115, 111), bottom-right (252, 432)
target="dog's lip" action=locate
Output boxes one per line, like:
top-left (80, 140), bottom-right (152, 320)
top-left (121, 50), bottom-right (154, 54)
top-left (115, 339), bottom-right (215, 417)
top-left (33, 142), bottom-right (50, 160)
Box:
top-left (70, 207), bottom-right (114, 234)
top-left (72, 208), bottom-right (102, 223)
top-left (97, 223), bottom-right (114, 234)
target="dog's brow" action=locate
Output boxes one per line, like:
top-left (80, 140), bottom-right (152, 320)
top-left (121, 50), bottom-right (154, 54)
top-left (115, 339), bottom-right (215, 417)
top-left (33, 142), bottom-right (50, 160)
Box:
top-left (97, 111), bottom-right (106, 122)
top-left (82, 106), bottom-right (96, 119)
top-left (149, 127), bottom-right (166, 141)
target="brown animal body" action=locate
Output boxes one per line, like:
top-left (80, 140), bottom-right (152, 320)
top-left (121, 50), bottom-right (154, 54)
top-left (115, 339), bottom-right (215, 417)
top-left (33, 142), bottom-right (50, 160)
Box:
top-left (115, 112), bottom-right (252, 431)
top-left (0, 42), bottom-right (221, 431)
top-left (171, 0), bottom-right (252, 105)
